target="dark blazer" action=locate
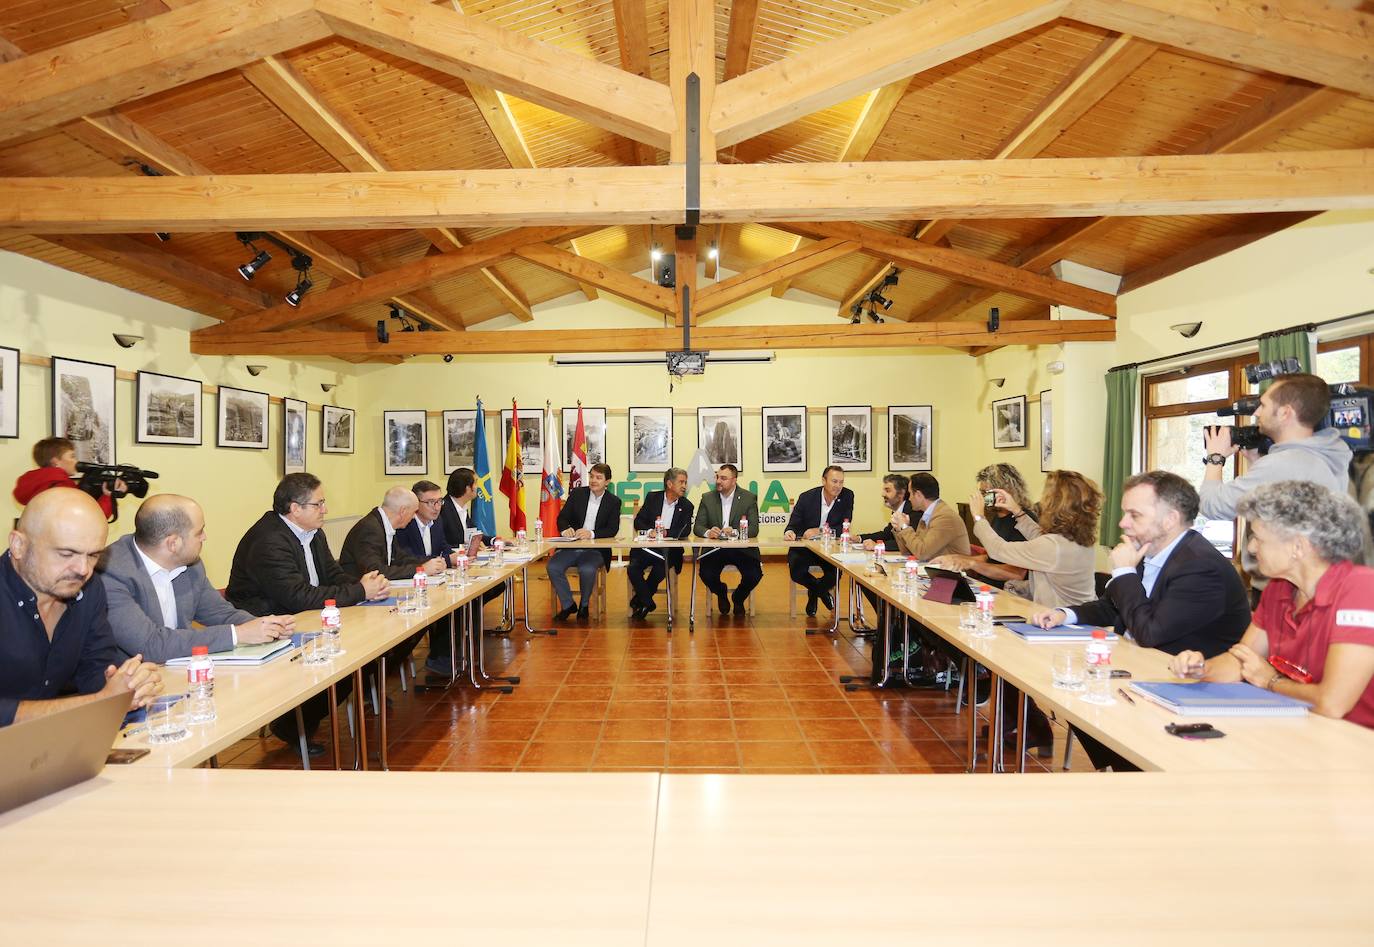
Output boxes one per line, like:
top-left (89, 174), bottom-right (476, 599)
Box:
top-left (226, 511), bottom-right (365, 616)
top-left (693, 487), bottom-right (761, 560)
top-left (557, 486), bottom-right (623, 569)
top-left (396, 517), bottom-right (455, 565)
top-left (632, 489), bottom-right (695, 571)
top-left (340, 508), bottom-right (427, 581)
top-left (99, 534), bottom-right (258, 662)
top-left (860, 498), bottom-right (913, 546)
top-left (440, 496), bottom-right (481, 550)
top-left (786, 485), bottom-right (855, 537)
top-left (1071, 528), bottom-right (1250, 656)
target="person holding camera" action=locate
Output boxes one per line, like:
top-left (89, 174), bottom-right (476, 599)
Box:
top-left (1201, 373), bottom-right (1351, 585)
top-left (12, 437), bottom-right (121, 520)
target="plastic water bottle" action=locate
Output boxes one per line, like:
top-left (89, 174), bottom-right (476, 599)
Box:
top-left (655, 516), bottom-right (665, 540)
top-left (840, 519), bottom-right (851, 552)
top-left (321, 598), bottom-right (343, 655)
top-left (493, 537), bottom-right (505, 566)
top-left (453, 551), bottom-right (469, 587)
top-left (186, 645), bottom-right (216, 724)
top-left (820, 523), bottom-right (833, 547)
top-left (973, 585), bottom-right (996, 637)
top-left (414, 566), bottom-right (428, 608)
top-left (1084, 629), bottom-right (1113, 703)
top-left (738, 515), bottom-right (748, 541)
top-left (904, 556), bottom-right (919, 591)
top-left (869, 541), bottom-right (885, 574)
top-left (533, 518), bottom-right (543, 544)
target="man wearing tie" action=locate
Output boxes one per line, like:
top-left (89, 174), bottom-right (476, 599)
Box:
top-left (628, 467), bottom-right (694, 620)
top-left (783, 466), bottom-right (854, 617)
top-left (547, 463), bottom-right (623, 621)
top-left (692, 464), bottom-right (763, 617)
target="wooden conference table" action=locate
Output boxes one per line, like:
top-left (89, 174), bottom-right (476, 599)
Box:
top-left (806, 540), bottom-right (1374, 775)
top-left (3, 767), bottom-right (1372, 945)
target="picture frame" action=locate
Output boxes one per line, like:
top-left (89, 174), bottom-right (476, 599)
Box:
top-left (0, 345), bottom-right (20, 439)
top-left (135, 371), bottom-right (201, 446)
top-left (1039, 389), bottom-right (1053, 472)
top-left (629, 406), bottom-right (673, 472)
top-left (283, 398), bottom-right (307, 475)
top-left (321, 404), bottom-right (355, 454)
top-left (51, 356), bottom-right (116, 464)
top-left (826, 405), bottom-right (871, 472)
top-left (697, 406), bottom-right (743, 470)
top-left (442, 409), bottom-right (478, 474)
top-left (887, 405), bottom-right (933, 472)
top-left (762, 406), bottom-right (807, 472)
top-left (384, 409), bottom-right (428, 475)
top-left (499, 407), bottom-right (544, 475)
top-left (992, 394), bottom-right (1028, 450)
top-left (216, 385), bottom-right (269, 449)
top-left (561, 406), bottom-right (607, 472)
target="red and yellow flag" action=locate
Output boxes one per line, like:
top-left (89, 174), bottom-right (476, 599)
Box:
top-left (499, 402), bottom-right (527, 531)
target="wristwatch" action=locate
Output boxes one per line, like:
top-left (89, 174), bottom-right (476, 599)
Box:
top-left (1203, 452), bottom-right (1227, 466)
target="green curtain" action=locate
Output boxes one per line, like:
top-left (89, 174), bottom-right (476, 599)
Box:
top-left (1257, 328), bottom-right (1313, 390)
top-left (1100, 366), bottom-right (1138, 547)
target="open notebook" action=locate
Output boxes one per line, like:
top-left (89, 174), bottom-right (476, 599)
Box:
top-left (165, 638), bottom-right (294, 667)
top-left (1129, 681), bottom-right (1311, 717)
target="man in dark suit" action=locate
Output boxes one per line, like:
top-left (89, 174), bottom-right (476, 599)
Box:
top-left (692, 464), bottom-right (763, 617)
top-left (628, 467), bottom-right (694, 620)
top-left (226, 473), bottom-right (389, 754)
top-left (547, 462), bottom-right (623, 620)
top-left (860, 474), bottom-right (912, 552)
top-left (783, 465), bottom-right (855, 617)
top-left (339, 486), bottom-right (446, 582)
top-left (1032, 470), bottom-right (1251, 770)
top-left (100, 494), bottom-right (294, 663)
top-left (440, 467), bottom-right (486, 552)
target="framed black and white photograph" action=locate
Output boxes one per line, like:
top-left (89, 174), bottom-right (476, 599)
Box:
top-left (216, 385), bottom-right (269, 449)
top-left (762, 405), bottom-right (806, 473)
top-left (992, 394), bottom-right (1027, 450)
top-left (443, 409), bottom-right (477, 474)
top-left (629, 406), bottom-right (673, 472)
top-left (283, 398), bottom-right (307, 475)
top-left (52, 356), bottom-right (116, 464)
top-left (0, 345), bottom-right (20, 439)
top-left (135, 371), bottom-right (201, 446)
top-left (561, 406), bottom-right (607, 472)
top-left (321, 404), bottom-right (354, 454)
top-left (384, 409), bottom-right (428, 475)
top-left (697, 406), bottom-right (743, 469)
top-left (888, 404), bottom-right (932, 472)
top-left (827, 405), bottom-right (871, 472)
top-left (1039, 390), bottom-right (1053, 472)
top-left (499, 407), bottom-right (544, 475)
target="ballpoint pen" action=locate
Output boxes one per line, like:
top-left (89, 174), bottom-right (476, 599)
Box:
top-left (1117, 687), bottom-right (1135, 705)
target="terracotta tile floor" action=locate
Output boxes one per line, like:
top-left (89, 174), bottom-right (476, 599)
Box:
top-left (221, 562), bottom-right (1094, 774)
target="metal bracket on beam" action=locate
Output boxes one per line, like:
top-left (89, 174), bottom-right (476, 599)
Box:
top-left (684, 72), bottom-right (700, 227)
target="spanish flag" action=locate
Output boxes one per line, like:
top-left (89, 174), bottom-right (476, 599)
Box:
top-left (499, 401), bottom-right (527, 531)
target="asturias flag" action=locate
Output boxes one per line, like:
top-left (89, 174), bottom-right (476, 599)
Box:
top-left (539, 408), bottom-right (564, 529)
top-left (569, 404), bottom-right (589, 489)
top-left (470, 399), bottom-right (497, 537)
top-left (500, 402), bottom-right (528, 531)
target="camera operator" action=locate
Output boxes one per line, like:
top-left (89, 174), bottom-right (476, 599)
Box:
top-left (12, 437), bottom-right (123, 520)
top-left (1201, 372), bottom-right (1351, 586)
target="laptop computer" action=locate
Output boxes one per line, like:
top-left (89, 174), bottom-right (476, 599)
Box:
top-left (922, 566), bottom-right (978, 605)
top-left (0, 690), bottom-right (130, 814)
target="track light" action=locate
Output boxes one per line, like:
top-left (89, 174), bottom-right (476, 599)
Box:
top-left (881, 268), bottom-right (900, 288)
top-left (321, 383), bottom-right (336, 393)
top-left (246, 364), bottom-right (267, 377)
top-left (868, 310), bottom-right (885, 324)
top-left (112, 334), bottom-right (143, 349)
top-left (650, 246), bottom-right (663, 262)
top-left (850, 302), bottom-right (863, 325)
top-left (707, 245), bottom-right (718, 260)
top-left (284, 276), bottom-right (313, 307)
top-left (987, 306), bottom-right (1000, 333)
top-left (238, 249), bottom-right (270, 281)
top-left (376, 320), bottom-right (390, 344)
top-left (443, 354), bottom-right (454, 363)
top-left (868, 291), bottom-right (893, 311)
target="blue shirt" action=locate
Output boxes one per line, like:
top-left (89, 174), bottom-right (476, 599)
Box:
top-left (921, 497), bottom-right (941, 527)
top-left (1061, 530), bottom-right (1190, 628)
top-left (0, 551), bottom-right (118, 727)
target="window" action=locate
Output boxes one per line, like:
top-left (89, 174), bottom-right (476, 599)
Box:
top-left (1317, 334), bottom-right (1371, 386)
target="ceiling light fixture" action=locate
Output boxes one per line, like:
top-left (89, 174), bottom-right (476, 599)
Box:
top-left (320, 383), bottom-right (336, 393)
top-left (111, 333), bottom-right (143, 349)
top-left (1170, 321), bottom-right (1203, 338)
top-left (443, 354), bottom-right (454, 363)
top-left (245, 364), bottom-right (267, 377)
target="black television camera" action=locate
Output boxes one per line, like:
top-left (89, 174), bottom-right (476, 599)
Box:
top-left (1212, 358), bottom-right (1373, 454)
top-left (75, 462), bottom-right (158, 500)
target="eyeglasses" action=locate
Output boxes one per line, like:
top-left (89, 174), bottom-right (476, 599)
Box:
top-left (1268, 654), bottom-right (1313, 684)
top-left (298, 500), bottom-right (328, 510)
top-left (419, 498), bottom-right (444, 507)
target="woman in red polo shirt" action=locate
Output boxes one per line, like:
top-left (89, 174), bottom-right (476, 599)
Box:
top-left (1171, 481), bottom-right (1374, 727)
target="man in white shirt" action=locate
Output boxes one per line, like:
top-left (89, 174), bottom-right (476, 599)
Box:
top-left (339, 487), bottom-right (446, 581)
top-left (100, 494), bottom-right (294, 663)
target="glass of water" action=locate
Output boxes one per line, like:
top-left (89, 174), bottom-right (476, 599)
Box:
top-left (302, 631), bottom-right (330, 666)
top-left (971, 610), bottom-right (996, 639)
top-left (145, 695), bottom-right (189, 744)
top-left (397, 589), bottom-right (418, 615)
top-left (959, 603), bottom-right (979, 633)
top-left (1081, 665), bottom-right (1115, 705)
top-left (1051, 649), bottom-right (1086, 690)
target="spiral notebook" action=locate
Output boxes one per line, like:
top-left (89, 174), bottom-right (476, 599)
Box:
top-left (1129, 681), bottom-right (1311, 717)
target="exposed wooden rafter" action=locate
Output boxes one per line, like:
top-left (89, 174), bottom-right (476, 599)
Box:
top-left (512, 243), bottom-right (677, 314)
top-left (697, 238), bottom-right (861, 317)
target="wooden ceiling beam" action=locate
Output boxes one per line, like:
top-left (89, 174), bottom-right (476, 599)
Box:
top-left (195, 226), bottom-right (595, 336)
top-left (512, 243), bottom-right (677, 314)
top-left (1119, 211), bottom-right (1320, 293)
top-left (1067, 0), bottom-right (1374, 99)
top-left (711, 0), bottom-right (1068, 148)
top-left (773, 222), bottom-right (1116, 316)
top-left (611, 0), bottom-right (657, 167)
top-left (318, 0), bottom-right (674, 149)
top-left (723, 0), bottom-right (761, 81)
top-left (698, 238), bottom-right (861, 317)
top-left (0, 0), bottom-right (330, 144)
top-left (190, 318), bottom-right (1116, 358)
top-left (703, 223), bottom-right (724, 280)
top-left (669, 0), bottom-right (715, 164)
top-left (674, 227), bottom-right (698, 327)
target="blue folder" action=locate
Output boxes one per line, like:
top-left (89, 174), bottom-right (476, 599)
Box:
top-left (1003, 622), bottom-right (1115, 643)
top-left (1129, 681), bottom-right (1311, 717)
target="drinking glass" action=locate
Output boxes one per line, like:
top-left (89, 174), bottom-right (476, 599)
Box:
top-left (971, 610), bottom-right (996, 639)
top-left (1081, 665), bottom-right (1115, 705)
top-left (1051, 649), bottom-right (1086, 691)
top-left (958, 603), bottom-right (979, 633)
top-left (397, 589), bottom-right (419, 615)
top-left (302, 631), bottom-right (330, 666)
top-left (145, 695), bottom-right (189, 744)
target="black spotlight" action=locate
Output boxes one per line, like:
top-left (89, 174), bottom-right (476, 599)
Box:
top-left (850, 302), bottom-right (863, 325)
top-left (284, 277), bottom-right (313, 308)
top-left (869, 291), bottom-right (894, 311)
top-left (987, 306), bottom-right (1000, 333)
top-left (443, 354), bottom-right (454, 363)
top-left (376, 320), bottom-right (390, 344)
top-left (881, 268), bottom-right (900, 288)
top-left (868, 309), bottom-right (885, 324)
top-left (238, 249), bottom-right (271, 281)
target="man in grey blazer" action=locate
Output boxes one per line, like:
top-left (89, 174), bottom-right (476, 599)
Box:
top-left (692, 464), bottom-right (763, 616)
top-left (100, 495), bottom-right (294, 663)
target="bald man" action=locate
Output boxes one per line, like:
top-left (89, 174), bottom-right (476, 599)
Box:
top-left (339, 486), bottom-right (446, 581)
top-left (1, 489), bottom-right (162, 726)
top-left (99, 494), bottom-right (295, 663)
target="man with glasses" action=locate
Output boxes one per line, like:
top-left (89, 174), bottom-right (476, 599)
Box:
top-left (226, 473), bottom-right (389, 755)
top-left (340, 486), bottom-right (446, 581)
